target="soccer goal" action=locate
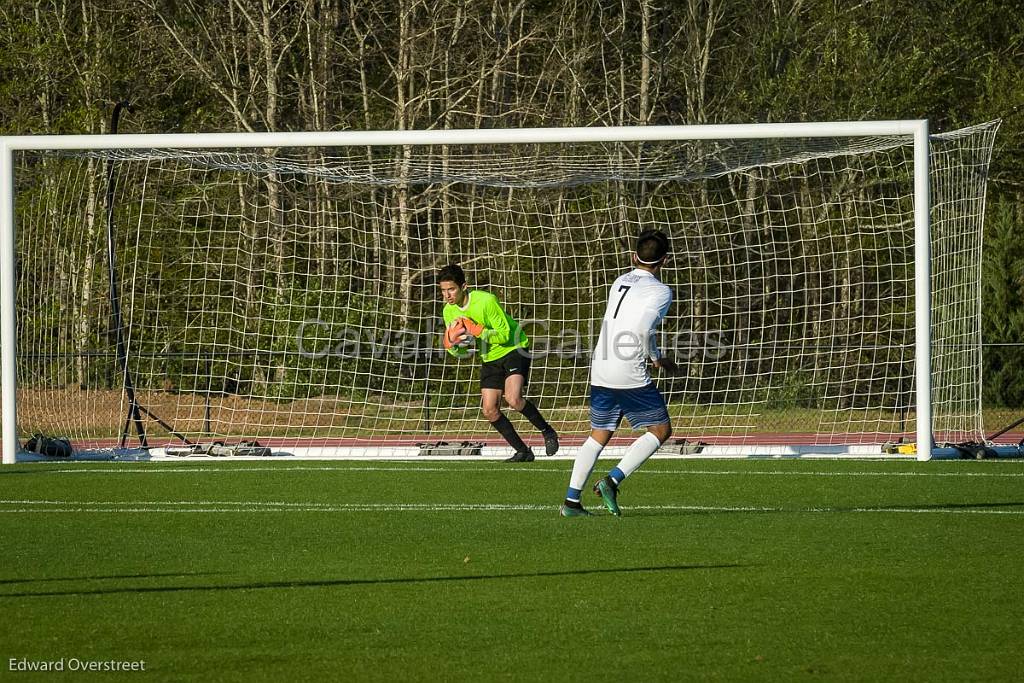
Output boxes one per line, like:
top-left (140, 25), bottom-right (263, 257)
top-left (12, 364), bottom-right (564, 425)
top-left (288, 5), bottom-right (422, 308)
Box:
top-left (0, 120), bottom-right (1003, 463)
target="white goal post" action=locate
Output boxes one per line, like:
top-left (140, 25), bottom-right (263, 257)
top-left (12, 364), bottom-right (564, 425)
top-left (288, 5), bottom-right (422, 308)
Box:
top-left (0, 120), bottom-right (998, 463)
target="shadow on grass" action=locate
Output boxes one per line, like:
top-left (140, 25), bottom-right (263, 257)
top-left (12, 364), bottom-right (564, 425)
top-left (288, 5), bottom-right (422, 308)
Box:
top-left (0, 571), bottom-right (227, 586)
top-left (0, 563), bottom-right (747, 599)
top-left (627, 501), bottom-right (1024, 517)
top-left (851, 501), bottom-right (1024, 511)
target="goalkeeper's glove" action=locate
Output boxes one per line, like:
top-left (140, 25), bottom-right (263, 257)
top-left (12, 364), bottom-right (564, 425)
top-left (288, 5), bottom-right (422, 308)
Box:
top-left (458, 318), bottom-right (485, 337)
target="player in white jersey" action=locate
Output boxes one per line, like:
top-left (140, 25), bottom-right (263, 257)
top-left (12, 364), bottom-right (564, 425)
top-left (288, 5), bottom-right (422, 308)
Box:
top-left (561, 229), bottom-right (678, 517)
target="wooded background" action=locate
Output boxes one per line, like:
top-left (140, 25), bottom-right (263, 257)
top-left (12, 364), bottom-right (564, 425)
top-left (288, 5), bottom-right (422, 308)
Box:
top-left (1, 0), bottom-right (1021, 413)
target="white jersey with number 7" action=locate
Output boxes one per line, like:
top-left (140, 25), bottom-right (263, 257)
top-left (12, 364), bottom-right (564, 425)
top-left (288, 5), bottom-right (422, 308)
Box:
top-left (590, 268), bottom-right (673, 389)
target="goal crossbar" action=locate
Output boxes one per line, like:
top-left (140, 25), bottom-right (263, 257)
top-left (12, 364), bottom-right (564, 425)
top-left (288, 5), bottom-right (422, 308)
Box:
top-left (0, 120), bottom-right (926, 151)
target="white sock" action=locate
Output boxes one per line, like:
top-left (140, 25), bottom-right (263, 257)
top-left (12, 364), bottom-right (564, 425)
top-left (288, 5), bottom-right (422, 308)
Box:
top-left (613, 432), bottom-right (663, 482)
top-left (566, 437), bottom-right (604, 500)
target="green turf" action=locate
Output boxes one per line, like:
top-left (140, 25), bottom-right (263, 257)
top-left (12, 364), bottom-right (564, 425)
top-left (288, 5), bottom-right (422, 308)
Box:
top-left (1, 458), bottom-right (1022, 681)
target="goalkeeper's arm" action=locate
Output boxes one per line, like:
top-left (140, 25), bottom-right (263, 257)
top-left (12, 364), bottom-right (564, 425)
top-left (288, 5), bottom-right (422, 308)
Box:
top-left (446, 343), bottom-right (470, 359)
top-left (479, 298), bottom-right (511, 345)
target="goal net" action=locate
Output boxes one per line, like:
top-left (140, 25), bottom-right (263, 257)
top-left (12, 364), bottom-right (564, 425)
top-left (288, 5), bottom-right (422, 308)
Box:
top-left (2, 121), bottom-right (1000, 460)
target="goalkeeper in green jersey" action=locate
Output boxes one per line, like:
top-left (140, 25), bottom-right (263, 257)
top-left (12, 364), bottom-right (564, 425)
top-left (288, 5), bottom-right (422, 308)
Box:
top-left (438, 264), bottom-right (559, 462)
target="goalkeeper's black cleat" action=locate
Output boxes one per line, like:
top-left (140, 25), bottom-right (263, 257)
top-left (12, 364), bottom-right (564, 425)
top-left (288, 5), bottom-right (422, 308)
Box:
top-left (505, 449), bottom-right (535, 463)
top-left (542, 429), bottom-right (560, 456)
top-left (594, 476), bottom-right (621, 516)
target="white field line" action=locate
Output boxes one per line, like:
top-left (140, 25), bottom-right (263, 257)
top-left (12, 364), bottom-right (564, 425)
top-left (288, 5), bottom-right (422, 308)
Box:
top-left (31, 466), bottom-right (1024, 478)
top-left (1, 500), bottom-right (1023, 515)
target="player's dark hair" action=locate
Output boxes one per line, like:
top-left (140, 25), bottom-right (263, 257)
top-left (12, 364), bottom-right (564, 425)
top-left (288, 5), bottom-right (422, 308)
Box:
top-left (635, 230), bottom-right (670, 265)
top-left (437, 264), bottom-right (467, 287)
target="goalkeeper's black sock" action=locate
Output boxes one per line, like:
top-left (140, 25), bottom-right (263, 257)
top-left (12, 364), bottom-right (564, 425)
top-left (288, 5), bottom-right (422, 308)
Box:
top-left (491, 414), bottom-right (530, 454)
top-left (519, 399), bottom-right (553, 434)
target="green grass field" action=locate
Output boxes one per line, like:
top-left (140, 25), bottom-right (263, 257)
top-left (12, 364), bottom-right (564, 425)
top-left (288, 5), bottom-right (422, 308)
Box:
top-left (1, 458), bottom-right (1022, 681)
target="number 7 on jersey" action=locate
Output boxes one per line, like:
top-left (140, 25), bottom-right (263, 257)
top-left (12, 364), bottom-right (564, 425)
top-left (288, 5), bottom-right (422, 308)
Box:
top-left (613, 285), bottom-right (631, 318)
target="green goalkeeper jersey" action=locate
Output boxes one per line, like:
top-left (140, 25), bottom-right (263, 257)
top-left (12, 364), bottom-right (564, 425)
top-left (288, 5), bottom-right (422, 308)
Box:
top-left (442, 290), bottom-right (529, 362)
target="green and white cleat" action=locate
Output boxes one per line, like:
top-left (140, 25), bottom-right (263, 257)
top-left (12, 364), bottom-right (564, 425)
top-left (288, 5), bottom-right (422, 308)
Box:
top-left (594, 476), bottom-right (621, 517)
top-left (559, 503), bottom-right (593, 518)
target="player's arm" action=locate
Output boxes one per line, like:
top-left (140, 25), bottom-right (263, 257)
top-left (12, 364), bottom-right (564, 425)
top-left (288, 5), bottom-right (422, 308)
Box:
top-left (653, 356), bottom-right (680, 375)
top-left (645, 287), bottom-right (675, 369)
top-left (479, 296), bottom-right (512, 345)
top-left (446, 341), bottom-right (470, 359)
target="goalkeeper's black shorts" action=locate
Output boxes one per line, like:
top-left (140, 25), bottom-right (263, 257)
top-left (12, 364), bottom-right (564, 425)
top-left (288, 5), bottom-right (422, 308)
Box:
top-left (480, 351), bottom-right (531, 390)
